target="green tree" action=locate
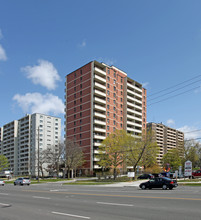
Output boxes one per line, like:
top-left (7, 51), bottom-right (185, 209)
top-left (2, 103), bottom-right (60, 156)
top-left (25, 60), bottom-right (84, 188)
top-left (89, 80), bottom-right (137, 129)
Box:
top-left (0, 155), bottom-right (9, 172)
top-left (125, 130), bottom-right (157, 179)
top-left (97, 130), bottom-right (127, 180)
top-left (184, 140), bottom-right (200, 168)
top-left (162, 149), bottom-right (182, 171)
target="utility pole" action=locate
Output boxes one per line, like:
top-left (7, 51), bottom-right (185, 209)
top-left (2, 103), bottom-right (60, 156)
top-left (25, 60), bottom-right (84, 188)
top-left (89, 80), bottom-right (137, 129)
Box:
top-left (37, 126), bottom-right (40, 183)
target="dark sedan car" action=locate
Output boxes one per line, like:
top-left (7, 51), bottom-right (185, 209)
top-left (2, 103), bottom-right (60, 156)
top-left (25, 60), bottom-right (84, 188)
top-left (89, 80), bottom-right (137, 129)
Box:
top-left (137, 174), bottom-right (154, 180)
top-left (139, 177), bottom-right (178, 190)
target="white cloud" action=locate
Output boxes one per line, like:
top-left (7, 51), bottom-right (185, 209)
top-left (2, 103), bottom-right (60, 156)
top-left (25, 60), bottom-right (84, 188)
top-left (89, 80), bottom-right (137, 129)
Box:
top-left (13, 92), bottom-right (64, 115)
top-left (0, 44), bottom-right (7, 61)
top-left (167, 119), bottom-right (175, 127)
top-left (78, 39), bottom-right (86, 48)
top-left (21, 60), bottom-right (61, 90)
top-left (178, 125), bottom-right (201, 140)
top-left (142, 82), bottom-right (149, 88)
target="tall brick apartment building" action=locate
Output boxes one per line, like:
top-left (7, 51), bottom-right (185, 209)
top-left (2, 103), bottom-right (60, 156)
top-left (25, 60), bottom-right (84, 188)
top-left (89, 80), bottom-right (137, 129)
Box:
top-left (65, 60), bottom-right (146, 174)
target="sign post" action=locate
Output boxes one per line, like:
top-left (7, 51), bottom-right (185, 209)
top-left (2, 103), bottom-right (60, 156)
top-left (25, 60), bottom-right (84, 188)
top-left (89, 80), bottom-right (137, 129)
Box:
top-left (184, 160), bottom-right (192, 178)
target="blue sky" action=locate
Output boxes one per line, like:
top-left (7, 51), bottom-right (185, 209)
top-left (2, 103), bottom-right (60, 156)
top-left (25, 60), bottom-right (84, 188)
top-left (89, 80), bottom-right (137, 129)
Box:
top-left (0, 0), bottom-right (201, 139)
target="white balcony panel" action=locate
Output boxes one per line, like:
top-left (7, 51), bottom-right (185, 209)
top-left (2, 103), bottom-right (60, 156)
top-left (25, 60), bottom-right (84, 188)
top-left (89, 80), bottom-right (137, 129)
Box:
top-left (127, 114), bottom-right (135, 120)
top-left (94, 135), bottom-right (105, 140)
top-left (127, 127), bottom-right (142, 134)
top-left (94, 120), bottom-right (106, 126)
top-left (135, 92), bottom-right (142, 99)
top-left (94, 112), bottom-right (106, 119)
top-left (94, 67), bottom-right (106, 76)
top-left (94, 74), bottom-right (106, 83)
top-left (127, 108), bottom-right (135, 114)
top-left (135, 105), bottom-right (142, 110)
top-left (94, 165), bottom-right (101, 169)
top-left (94, 82), bottom-right (106, 90)
top-left (94, 127), bottom-right (106, 133)
top-left (94, 97), bottom-right (106, 104)
top-left (93, 157), bottom-right (100, 162)
top-left (94, 104), bottom-right (106, 112)
top-left (127, 101), bottom-right (135, 107)
top-left (127, 121), bottom-right (135, 126)
top-left (94, 142), bottom-right (101, 147)
top-left (134, 110), bottom-right (142, 116)
top-left (127, 95), bottom-right (135, 102)
top-left (127, 83), bottom-right (135, 89)
top-left (94, 89), bottom-right (106, 97)
top-left (127, 88), bottom-right (135, 95)
top-left (134, 86), bottom-right (142, 93)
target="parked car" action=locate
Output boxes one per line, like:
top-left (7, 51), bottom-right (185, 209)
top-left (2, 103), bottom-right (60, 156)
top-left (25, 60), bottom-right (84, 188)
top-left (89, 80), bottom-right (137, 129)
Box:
top-left (139, 177), bottom-right (178, 190)
top-left (0, 179), bottom-right (5, 186)
top-left (137, 174), bottom-right (154, 180)
top-left (14, 177), bottom-right (30, 186)
top-left (192, 169), bottom-right (201, 178)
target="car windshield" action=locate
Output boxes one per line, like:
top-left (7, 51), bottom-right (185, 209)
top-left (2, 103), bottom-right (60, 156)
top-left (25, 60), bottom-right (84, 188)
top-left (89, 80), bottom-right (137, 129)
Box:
top-left (163, 177), bottom-right (172, 181)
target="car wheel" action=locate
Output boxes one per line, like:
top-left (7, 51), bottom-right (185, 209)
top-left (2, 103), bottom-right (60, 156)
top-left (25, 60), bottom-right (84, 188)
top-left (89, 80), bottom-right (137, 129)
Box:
top-left (162, 184), bottom-right (167, 190)
top-left (149, 187), bottom-right (152, 190)
top-left (27, 184), bottom-right (30, 186)
top-left (169, 187), bottom-right (173, 190)
top-left (141, 184), bottom-right (146, 190)
top-left (14, 183), bottom-right (16, 186)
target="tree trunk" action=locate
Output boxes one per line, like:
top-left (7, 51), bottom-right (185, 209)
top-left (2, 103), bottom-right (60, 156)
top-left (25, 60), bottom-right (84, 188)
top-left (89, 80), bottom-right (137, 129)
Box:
top-left (114, 168), bottom-right (117, 180)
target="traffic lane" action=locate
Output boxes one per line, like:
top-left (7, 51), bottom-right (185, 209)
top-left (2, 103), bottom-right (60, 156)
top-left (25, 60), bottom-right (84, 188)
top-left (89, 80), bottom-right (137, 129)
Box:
top-left (1, 186), bottom-right (201, 220)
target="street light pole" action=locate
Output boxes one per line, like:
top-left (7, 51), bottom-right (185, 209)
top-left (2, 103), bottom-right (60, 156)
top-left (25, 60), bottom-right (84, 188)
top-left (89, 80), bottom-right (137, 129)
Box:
top-left (37, 126), bottom-right (40, 183)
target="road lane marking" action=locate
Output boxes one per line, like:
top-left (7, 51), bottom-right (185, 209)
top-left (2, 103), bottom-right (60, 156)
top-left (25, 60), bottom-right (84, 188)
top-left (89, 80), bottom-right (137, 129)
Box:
top-left (22, 189), bottom-right (201, 201)
top-left (97, 202), bottom-right (133, 207)
top-left (0, 203), bottom-right (11, 207)
top-left (32, 196), bottom-right (50, 200)
top-left (50, 189), bottom-right (59, 191)
top-left (52, 211), bottom-right (90, 219)
top-left (0, 193), bottom-right (9, 195)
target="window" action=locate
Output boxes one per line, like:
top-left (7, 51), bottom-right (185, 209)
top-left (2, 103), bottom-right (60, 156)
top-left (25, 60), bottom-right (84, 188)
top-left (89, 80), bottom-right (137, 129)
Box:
top-left (80, 120), bottom-right (82, 124)
top-left (113, 107), bottom-right (116, 111)
top-left (121, 77), bottom-right (123, 83)
top-left (114, 79), bottom-right (116, 84)
top-left (121, 111), bottom-right (123, 115)
top-left (40, 115), bottom-right (43, 118)
top-left (74, 72), bottom-right (76, 77)
top-left (80, 105), bottom-right (82, 110)
top-left (107, 105), bottom-right (110, 109)
top-left (74, 80), bottom-right (76, 84)
top-left (113, 127), bottom-right (116, 131)
top-left (80, 141), bottom-right (82, 145)
top-left (40, 120), bottom-right (43, 123)
top-left (121, 104), bottom-right (123, 108)
top-left (121, 85), bottom-right (123, 89)
top-left (107, 133), bottom-right (109, 136)
top-left (113, 93), bottom-right (116, 98)
top-left (74, 87), bottom-right (76, 91)
top-left (107, 97), bottom-right (110, 102)
top-left (107, 112), bottom-right (109, 116)
top-left (80, 91), bottom-right (82, 95)
top-left (74, 121), bottom-right (76, 126)
top-left (80, 127), bottom-right (82, 131)
top-left (74, 115), bottom-right (76, 119)
top-left (74, 94), bottom-right (76, 98)
top-left (114, 72), bottom-right (116, 77)
top-left (108, 69), bottom-right (110, 74)
top-left (107, 90), bottom-right (110, 95)
top-left (107, 83), bottom-right (110, 88)
top-left (121, 98), bottom-right (123, 102)
top-left (113, 113), bottom-right (116, 118)
top-left (113, 100), bottom-right (116, 104)
top-left (80, 134), bottom-right (82, 138)
top-left (121, 117), bottom-right (123, 121)
top-left (107, 126), bottom-right (109, 130)
top-left (74, 108), bottom-right (76, 112)
top-left (80, 69), bottom-right (82, 75)
top-left (80, 84), bottom-right (82, 88)
top-left (107, 76), bottom-right (110, 81)
top-left (107, 119), bottom-right (109, 123)
top-left (121, 124), bottom-right (123, 128)
top-left (74, 128), bottom-right (76, 132)
top-left (74, 100), bottom-right (76, 105)
top-left (113, 121), bottom-right (116, 125)
top-left (114, 86), bottom-right (116, 91)
top-left (80, 98), bottom-right (82, 103)
top-left (80, 112), bottom-right (82, 117)
top-left (80, 76), bottom-right (82, 81)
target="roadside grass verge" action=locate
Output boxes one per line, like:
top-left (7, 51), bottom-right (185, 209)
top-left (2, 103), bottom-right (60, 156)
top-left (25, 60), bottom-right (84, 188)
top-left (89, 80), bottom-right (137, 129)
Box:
top-left (179, 183), bottom-right (201, 186)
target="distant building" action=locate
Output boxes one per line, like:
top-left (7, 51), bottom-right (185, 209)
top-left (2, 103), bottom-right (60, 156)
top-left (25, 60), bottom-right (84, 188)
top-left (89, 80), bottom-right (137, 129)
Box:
top-left (0, 113), bottom-right (61, 176)
top-left (147, 122), bottom-right (184, 165)
top-left (65, 60), bottom-right (147, 174)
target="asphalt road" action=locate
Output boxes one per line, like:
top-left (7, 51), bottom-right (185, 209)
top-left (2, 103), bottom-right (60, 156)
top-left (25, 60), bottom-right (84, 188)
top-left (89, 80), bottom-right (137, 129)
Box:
top-left (0, 183), bottom-right (201, 220)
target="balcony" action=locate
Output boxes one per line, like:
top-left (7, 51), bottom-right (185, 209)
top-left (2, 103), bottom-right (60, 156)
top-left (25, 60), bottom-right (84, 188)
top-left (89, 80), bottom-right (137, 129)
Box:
top-left (134, 86), bottom-right (142, 93)
top-left (94, 119), bottom-right (106, 126)
top-left (94, 74), bottom-right (106, 83)
top-left (127, 101), bottom-right (135, 107)
top-left (94, 142), bottom-right (101, 147)
top-left (94, 82), bottom-right (106, 90)
top-left (94, 112), bottom-right (106, 119)
top-left (94, 89), bottom-right (106, 97)
top-left (94, 67), bottom-right (106, 76)
top-left (94, 165), bottom-right (101, 169)
top-left (94, 97), bottom-right (106, 105)
top-left (94, 104), bottom-right (106, 112)
top-left (135, 92), bottom-right (142, 99)
top-left (94, 127), bottom-right (106, 133)
top-left (127, 82), bottom-right (135, 89)
top-left (127, 88), bottom-right (134, 95)
top-left (94, 134), bottom-right (105, 140)
top-left (93, 157), bottom-right (100, 162)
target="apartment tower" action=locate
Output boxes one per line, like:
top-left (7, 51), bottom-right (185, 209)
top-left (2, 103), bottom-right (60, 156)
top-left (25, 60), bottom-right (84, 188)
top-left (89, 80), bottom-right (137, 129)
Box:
top-left (0, 113), bottom-right (61, 176)
top-left (147, 122), bottom-right (184, 165)
top-left (65, 60), bottom-right (146, 174)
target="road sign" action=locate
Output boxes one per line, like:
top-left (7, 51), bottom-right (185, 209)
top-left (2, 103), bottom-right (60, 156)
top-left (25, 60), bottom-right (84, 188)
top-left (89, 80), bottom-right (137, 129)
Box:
top-left (184, 160), bottom-right (192, 177)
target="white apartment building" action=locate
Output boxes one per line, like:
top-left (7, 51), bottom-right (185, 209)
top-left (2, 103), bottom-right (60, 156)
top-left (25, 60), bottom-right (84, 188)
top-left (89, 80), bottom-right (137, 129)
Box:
top-left (0, 113), bottom-right (61, 176)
